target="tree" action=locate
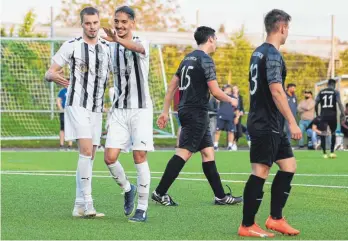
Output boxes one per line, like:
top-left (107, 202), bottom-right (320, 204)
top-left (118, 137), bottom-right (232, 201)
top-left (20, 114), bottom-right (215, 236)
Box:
top-left (0, 26), bottom-right (6, 37)
top-left (9, 25), bottom-right (15, 37)
top-left (336, 49), bottom-right (348, 76)
top-left (56, 0), bottom-right (184, 31)
top-left (218, 24), bottom-right (225, 33)
top-left (18, 9), bottom-right (36, 37)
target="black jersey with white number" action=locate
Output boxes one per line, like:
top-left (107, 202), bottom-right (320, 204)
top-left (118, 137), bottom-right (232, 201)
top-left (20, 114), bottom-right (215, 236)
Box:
top-left (247, 43), bottom-right (287, 134)
top-left (316, 87), bottom-right (340, 117)
top-left (175, 50), bottom-right (216, 111)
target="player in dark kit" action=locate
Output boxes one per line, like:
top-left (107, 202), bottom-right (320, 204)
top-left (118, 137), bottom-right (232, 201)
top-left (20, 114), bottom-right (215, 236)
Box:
top-left (152, 26), bottom-right (243, 206)
top-left (238, 10), bottom-right (302, 238)
top-left (315, 79), bottom-right (345, 158)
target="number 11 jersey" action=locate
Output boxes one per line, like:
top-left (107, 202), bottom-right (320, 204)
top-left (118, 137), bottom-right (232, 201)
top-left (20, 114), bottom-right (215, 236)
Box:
top-left (247, 43), bottom-right (287, 134)
top-left (175, 50), bottom-right (216, 111)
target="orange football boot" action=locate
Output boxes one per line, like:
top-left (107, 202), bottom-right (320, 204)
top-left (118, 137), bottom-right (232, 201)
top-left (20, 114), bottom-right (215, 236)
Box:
top-left (238, 223), bottom-right (275, 238)
top-left (265, 216), bottom-right (300, 236)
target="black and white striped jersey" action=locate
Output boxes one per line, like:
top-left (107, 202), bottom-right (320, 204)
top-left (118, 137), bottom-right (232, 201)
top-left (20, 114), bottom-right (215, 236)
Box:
top-left (52, 37), bottom-right (111, 113)
top-left (110, 36), bottom-right (152, 109)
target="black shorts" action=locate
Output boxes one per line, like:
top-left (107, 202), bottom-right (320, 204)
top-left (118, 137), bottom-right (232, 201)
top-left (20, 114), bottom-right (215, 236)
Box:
top-left (250, 132), bottom-right (294, 167)
top-left (59, 113), bottom-right (65, 131)
top-left (216, 118), bottom-right (235, 132)
top-left (178, 109), bottom-right (213, 153)
top-left (319, 115), bottom-right (337, 133)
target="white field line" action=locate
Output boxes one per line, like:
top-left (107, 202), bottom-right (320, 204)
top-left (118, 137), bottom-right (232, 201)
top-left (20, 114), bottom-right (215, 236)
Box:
top-left (1, 171), bottom-right (348, 189)
top-left (1, 170), bottom-right (348, 177)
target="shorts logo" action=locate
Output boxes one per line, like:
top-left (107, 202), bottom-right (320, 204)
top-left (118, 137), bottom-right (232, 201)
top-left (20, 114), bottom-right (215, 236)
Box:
top-left (141, 141), bottom-right (147, 146)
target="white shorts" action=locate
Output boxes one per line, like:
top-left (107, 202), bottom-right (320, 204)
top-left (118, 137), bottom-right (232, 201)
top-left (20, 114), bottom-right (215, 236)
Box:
top-left (64, 106), bottom-right (102, 146)
top-left (105, 108), bottom-right (154, 152)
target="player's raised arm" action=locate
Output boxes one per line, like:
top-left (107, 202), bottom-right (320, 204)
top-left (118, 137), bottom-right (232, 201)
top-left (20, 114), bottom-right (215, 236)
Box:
top-left (267, 57), bottom-right (301, 140)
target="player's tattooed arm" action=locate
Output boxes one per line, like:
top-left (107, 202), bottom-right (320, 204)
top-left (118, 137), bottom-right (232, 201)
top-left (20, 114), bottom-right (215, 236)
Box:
top-left (157, 75), bottom-right (179, 129)
top-left (45, 63), bottom-right (69, 88)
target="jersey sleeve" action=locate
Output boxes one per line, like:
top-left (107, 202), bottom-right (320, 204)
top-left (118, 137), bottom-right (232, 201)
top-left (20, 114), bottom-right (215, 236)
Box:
top-left (52, 41), bottom-right (74, 67)
top-left (134, 38), bottom-right (149, 59)
top-left (175, 60), bottom-right (183, 78)
top-left (201, 55), bottom-right (216, 82)
top-left (266, 53), bottom-right (283, 85)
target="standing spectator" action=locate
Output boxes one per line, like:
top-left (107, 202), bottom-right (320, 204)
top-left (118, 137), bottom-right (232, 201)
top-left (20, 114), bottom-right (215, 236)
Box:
top-left (174, 89), bottom-right (181, 147)
top-left (297, 90), bottom-right (315, 148)
top-left (284, 83), bottom-right (297, 142)
top-left (208, 95), bottom-right (218, 142)
top-left (56, 87), bottom-right (72, 150)
top-left (232, 85), bottom-right (244, 150)
top-left (214, 84), bottom-right (237, 151)
top-left (341, 103), bottom-right (348, 150)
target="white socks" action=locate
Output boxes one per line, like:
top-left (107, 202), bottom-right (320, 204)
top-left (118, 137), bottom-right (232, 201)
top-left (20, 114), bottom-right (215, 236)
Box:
top-left (214, 141), bottom-right (218, 147)
top-left (77, 154), bottom-right (93, 203)
top-left (135, 161), bottom-right (151, 211)
top-left (75, 158), bottom-right (94, 205)
top-left (107, 161), bottom-right (131, 192)
top-left (228, 142), bottom-right (233, 147)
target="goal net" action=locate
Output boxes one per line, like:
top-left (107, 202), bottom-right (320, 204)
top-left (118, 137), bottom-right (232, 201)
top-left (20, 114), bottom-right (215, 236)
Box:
top-left (0, 38), bottom-right (175, 140)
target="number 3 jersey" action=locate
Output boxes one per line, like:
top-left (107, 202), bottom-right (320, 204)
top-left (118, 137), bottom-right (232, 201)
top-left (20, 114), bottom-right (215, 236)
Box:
top-left (175, 50), bottom-right (216, 111)
top-left (247, 43), bottom-right (287, 134)
top-left (316, 87), bottom-right (340, 117)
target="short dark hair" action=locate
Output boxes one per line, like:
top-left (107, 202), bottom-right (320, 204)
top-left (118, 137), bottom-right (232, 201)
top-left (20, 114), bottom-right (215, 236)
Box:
top-left (304, 90), bottom-right (313, 95)
top-left (194, 26), bottom-right (216, 45)
top-left (328, 78), bottom-right (336, 86)
top-left (80, 7), bottom-right (99, 23)
top-left (264, 9), bottom-right (291, 34)
top-left (287, 83), bottom-right (296, 89)
top-left (115, 6), bottom-right (135, 20)
top-left (345, 103), bottom-right (348, 108)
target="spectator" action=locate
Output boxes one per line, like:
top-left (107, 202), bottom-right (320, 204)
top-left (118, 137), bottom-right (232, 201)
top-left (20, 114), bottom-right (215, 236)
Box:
top-left (284, 83), bottom-right (298, 142)
top-left (56, 87), bottom-right (72, 150)
top-left (297, 90), bottom-right (315, 148)
top-left (208, 95), bottom-right (218, 142)
top-left (232, 85), bottom-right (244, 150)
top-left (342, 103), bottom-right (348, 150)
top-left (173, 89), bottom-right (181, 147)
top-left (306, 116), bottom-right (321, 150)
top-left (214, 84), bottom-right (237, 151)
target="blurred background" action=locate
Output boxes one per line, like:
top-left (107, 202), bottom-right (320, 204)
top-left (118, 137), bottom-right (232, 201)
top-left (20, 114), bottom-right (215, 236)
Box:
top-left (1, 0), bottom-right (348, 147)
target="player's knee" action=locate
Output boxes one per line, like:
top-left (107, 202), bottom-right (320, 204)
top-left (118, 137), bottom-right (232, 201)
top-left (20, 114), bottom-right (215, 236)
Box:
top-left (133, 150), bottom-right (147, 164)
top-left (175, 148), bottom-right (192, 161)
top-left (104, 149), bottom-right (118, 165)
top-left (279, 158), bottom-right (297, 173)
top-left (200, 148), bottom-right (214, 161)
top-left (252, 164), bottom-right (270, 179)
top-left (79, 146), bottom-right (93, 156)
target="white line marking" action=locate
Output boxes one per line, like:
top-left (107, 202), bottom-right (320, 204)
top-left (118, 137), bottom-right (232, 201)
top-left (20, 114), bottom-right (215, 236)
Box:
top-left (1, 171), bottom-right (348, 189)
top-left (2, 170), bottom-right (348, 177)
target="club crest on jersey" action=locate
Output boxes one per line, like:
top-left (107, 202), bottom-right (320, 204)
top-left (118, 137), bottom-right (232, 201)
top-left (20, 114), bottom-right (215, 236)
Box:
top-left (79, 63), bottom-right (88, 73)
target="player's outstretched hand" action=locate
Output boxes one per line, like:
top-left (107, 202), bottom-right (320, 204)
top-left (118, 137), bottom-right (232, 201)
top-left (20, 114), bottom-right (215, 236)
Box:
top-left (48, 69), bottom-right (69, 87)
top-left (157, 113), bottom-right (169, 129)
top-left (102, 27), bottom-right (119, 42)
top-left (289, 123), bottom-right (302, 140)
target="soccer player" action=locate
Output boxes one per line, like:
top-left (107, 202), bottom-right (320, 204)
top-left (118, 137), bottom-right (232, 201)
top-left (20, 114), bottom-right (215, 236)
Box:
top-left (238, 10), bottom-right (302, 237)
top-left (45, 7), bottom-right (110, 217)
top-left (315, 79), bottom-right (345, 158)
top-left (152, 26), bottom-right (243, 206)
top-left (56, 87), bottom-right (73, 150)
top-left (102, 6), bottom-right (152, 222)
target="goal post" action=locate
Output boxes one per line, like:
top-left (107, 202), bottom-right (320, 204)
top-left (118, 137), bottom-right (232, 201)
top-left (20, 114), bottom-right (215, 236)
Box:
top-left (0, 37), bottom-right (176, 140)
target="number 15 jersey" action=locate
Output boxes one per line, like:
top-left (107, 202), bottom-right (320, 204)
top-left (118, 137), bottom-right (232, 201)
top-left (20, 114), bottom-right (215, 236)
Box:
top-left (175, 50), bottom-right (216, 111)
top-left (247, 43), bottom-right (287, 134)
